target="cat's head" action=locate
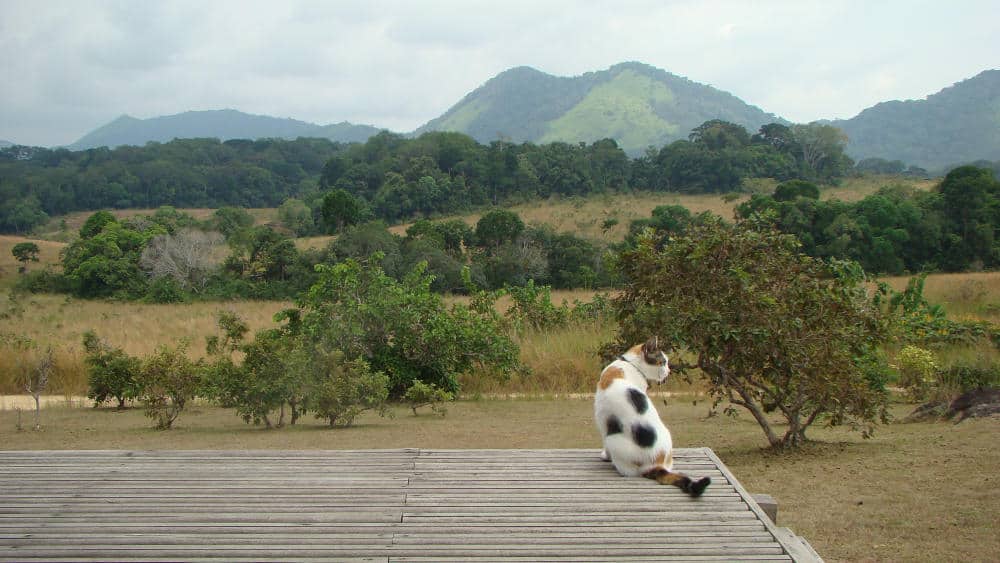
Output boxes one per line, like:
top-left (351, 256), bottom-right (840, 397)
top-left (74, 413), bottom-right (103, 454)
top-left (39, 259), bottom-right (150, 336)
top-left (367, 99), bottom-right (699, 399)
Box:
top-left (635, 336), bottom-right (670, 384)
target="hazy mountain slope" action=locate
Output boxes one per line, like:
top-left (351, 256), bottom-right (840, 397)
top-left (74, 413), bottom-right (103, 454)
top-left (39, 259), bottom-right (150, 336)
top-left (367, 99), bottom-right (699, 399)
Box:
top-left (417, 62), bottom-right (785, 154)
top-left (834, 70), bottom-right (1000, 170)
top-left (69, 109), bottom-right (381, 150)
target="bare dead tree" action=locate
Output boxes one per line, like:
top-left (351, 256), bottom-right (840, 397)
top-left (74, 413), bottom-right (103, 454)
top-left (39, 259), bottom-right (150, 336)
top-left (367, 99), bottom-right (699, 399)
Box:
top-left (140, 229), bottom-right (224, 292)
top-left (26, 347), bottom-right (53, 430)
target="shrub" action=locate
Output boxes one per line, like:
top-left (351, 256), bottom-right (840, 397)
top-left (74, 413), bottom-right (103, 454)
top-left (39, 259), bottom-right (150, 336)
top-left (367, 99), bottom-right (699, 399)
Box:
top-left (139, 341), bottom-right (201, 430)
top-left (940, 364), bottom-right (1000, 394)
top-left (306, 349), bottom-right (390, 427)
top-left (83, 330), bottom-right (141, 409)
top-left (505, 280), bottom-right (569, 332)
top-left (894, 345), bottom-right (938, 402)
top-left (404, 379), bottom-right (453, 416)
top-left (296, 255), bottom-right (521, 396)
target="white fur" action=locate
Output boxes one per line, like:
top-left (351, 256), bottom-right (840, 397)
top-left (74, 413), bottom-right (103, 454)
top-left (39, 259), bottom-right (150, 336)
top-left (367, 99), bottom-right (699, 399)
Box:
top-left (594, 345), bottom-right (674, 477)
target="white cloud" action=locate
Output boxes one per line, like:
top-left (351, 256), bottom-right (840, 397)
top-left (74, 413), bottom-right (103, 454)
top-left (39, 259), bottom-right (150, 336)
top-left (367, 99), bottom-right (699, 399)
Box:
top-left (0, 0), bottom-right (997, 146)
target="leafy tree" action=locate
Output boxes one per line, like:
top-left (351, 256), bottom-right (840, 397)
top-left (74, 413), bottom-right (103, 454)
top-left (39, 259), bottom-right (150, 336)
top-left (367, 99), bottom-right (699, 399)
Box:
top-left (295, 255), bottom-right (521, 396)
top-left (474, 209), bottom-right (525, 250)
top-left (203, 324), bottom-right (299, 428)
top-left (212, 207), bottom-right (254, 240)
top-left (277, 198), bottom-right (315, 236)
top-left (79, 210), bottom-right (117, 239)
top-left (139, 341), bottom-right (202, 430)
top-left (62, 216), bottom-right (165, 298)
top-left (295, 347), bottom-right (390, 427)
top-left (321, 189), bottom-right (368, 233)
top-left (935, 165), bottom-right (1000, 270)
top-left (610, 217), bottom-right (891, 449)
top-left (83, 330), bottom-right (141, 409)
top-left (772, 179), bottom-right (820, 202)
top-left (11, 242), bottom-right (40, 274)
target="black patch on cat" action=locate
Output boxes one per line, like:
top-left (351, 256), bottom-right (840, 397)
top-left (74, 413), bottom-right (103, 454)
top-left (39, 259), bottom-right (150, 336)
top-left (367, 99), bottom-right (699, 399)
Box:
top-left (631, 423), bottom-right (657, 448)
top-left (627, 388), bottom-right (649, 414)
top-left (605, 415), bottom-right (623, 435)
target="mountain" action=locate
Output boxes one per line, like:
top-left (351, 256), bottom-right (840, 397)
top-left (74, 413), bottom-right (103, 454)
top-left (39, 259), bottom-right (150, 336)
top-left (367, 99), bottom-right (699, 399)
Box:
top-left (0, 140), bottom-right (13, 148)
top-left (68, 109), bottom-right (382, 150)
top-left (415, 62), bottom-right (786, 155)
top-left (833, 70), bottom-right (1000, 171)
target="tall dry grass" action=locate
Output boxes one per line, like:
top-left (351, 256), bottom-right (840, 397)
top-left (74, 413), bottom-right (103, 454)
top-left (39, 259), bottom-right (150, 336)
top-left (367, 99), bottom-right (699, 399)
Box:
top-left (0, 292), bottom-right (291, 395)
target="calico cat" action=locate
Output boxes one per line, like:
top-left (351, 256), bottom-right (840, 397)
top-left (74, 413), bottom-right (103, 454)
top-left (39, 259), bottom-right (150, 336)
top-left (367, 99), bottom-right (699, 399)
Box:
top-left (594, 336), bottom-right (711, 497)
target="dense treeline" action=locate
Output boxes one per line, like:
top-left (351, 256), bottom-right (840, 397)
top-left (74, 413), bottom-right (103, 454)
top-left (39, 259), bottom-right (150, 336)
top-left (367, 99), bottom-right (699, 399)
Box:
top-left (0, 137), bottom-right (346, 233)
top-left (734, 166), bottom-right (1000, 274)
top-left (18, 205), bottom-right (611, 301)
top-left (0, 120), bottom-right (853, 234)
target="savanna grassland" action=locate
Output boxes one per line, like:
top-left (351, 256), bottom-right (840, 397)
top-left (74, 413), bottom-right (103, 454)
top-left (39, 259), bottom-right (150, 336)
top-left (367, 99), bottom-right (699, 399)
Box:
top-left (0, 177), bottom-right (996, 562)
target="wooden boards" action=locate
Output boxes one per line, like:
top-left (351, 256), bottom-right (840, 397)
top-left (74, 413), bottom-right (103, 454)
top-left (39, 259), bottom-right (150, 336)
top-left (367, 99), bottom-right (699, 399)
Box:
top-left (0, 448), bottom-right (817, 562)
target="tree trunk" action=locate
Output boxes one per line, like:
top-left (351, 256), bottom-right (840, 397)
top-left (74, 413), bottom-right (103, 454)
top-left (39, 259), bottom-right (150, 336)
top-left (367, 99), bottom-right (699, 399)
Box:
top-left (33, 395), bottom-right (41, 430)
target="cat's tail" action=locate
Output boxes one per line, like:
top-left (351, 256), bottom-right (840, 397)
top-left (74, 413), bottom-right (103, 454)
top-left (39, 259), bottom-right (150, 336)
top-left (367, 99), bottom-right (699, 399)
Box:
top-left (643, 467), bottom-right (711, 497)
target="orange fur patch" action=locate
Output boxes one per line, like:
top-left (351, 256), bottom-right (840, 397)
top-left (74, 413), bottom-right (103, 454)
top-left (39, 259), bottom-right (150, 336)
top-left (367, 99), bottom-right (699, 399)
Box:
top-left (627, 343), bottom-right (644, 356)
top-left (598, 366), bottom-right (624, 390)
top-left (654, 450), bottom-right (667, 466)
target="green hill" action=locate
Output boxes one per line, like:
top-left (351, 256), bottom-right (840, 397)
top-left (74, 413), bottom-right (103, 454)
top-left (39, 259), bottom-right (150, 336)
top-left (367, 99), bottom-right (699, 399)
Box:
top-left (416, 62), bottom-right (786, 154)
top-left (833, 70), bottom-right (1000, 171)
top-left (68, 109), bottom-right (382, 150)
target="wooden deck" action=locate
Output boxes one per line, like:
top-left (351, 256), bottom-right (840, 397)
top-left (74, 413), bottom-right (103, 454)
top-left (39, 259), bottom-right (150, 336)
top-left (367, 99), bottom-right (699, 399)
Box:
top-left (0, 448), bottom-right (821, 562)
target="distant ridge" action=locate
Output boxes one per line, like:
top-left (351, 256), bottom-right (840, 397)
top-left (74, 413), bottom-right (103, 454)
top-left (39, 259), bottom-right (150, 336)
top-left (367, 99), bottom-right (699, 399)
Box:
top-left (0, 140), bottom-right (13, 148)
top-left (416, 62), bottom-right (786, 154)
top-left (833, 69), bottom-right (1000, 170)
top-left (68, 109), bottom-right (382, 150)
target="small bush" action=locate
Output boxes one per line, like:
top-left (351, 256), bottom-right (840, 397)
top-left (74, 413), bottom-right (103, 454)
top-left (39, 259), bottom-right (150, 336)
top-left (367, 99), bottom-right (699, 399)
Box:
top-left (307, 350), bottom-right (390, 427)
top-left (894, 345), bottom-right (938, 402)
top-left (139, 341), bottom-right (202, 430)
top-left (404, 380), bottom-right (453, 416)
top-left (940, 364), bottom-right (1000, 393)
top-left (83, 331), bottom-right (141, 409)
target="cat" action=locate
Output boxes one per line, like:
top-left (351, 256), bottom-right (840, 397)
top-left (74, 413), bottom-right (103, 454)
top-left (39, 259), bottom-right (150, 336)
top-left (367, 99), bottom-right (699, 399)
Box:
top-left (594, 336), bottom-right (711, 497)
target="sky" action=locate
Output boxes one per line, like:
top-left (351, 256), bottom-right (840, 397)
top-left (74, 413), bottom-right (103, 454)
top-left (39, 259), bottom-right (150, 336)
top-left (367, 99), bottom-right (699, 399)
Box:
top-left (2, 0), bottom-right (998, 147)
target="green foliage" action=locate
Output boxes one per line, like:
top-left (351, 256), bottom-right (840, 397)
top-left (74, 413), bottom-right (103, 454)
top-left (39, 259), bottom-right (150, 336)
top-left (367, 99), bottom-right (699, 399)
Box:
top-left (79, 210), bottom-right (117, 238)
top-left (403, 379), bottom-right (453, 416)
top-left (303, 349), bottom-right (390, 427)
top-left (11, 242), bottom-right (40, 273)
top-left (611, 217), bottom-right (891, 449)
top-left (61, 213), bottom-right (165, 298)
top-left (321, 189), bottom-right (369, 233)
top-left (504, 280), bottom-right (570, 332)
top-left (139, 341), bottom-right (202, 430)
top-left (475, 209), bottom-right (525, 249)
top-left (296, 255), bottom-right (521, 397)
top-left (773, 179), bottom-right (820, 201)
top-left (939, 363), bottom-right (1000, 393)
top-left (890, 274), bottom-right (999, 347)
top-left (202, 321), bottom-right (297, 428)
top-left (83, 330), bottom-right (141, 409)
top-left (894, 345), bottom-right (938, 402)
top-left (737, 168), bottom-right (1000, 274)
top-left (212, 207), bottom-right (255, 240)
top-left (277, 198), bottom-right (315, 236)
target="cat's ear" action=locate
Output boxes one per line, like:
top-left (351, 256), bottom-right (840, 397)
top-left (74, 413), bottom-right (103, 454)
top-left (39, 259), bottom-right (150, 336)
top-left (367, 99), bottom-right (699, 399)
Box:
top-left (643, 336), bottom-right (659, 354)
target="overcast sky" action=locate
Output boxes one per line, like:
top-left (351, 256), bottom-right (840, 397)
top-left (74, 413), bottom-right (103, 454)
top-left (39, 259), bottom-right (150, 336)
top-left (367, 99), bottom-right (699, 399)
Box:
top-left (2, 0), bottom-right (997, 147)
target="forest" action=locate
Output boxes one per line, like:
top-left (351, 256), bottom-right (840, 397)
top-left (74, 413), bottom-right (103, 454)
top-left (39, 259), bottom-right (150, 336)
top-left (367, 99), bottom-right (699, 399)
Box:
top-left (5, 120), bottom-right (1000, 302)
top-left (0, 120), bottom-right (854, 234)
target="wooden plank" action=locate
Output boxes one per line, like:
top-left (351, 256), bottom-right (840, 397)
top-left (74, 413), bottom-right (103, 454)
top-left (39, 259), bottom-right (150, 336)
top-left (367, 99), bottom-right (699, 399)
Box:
top-left (0, 448), bottom-right (817, 562)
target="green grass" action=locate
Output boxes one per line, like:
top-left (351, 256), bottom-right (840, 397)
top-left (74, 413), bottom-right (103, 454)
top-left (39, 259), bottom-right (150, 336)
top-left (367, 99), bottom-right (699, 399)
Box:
top-left (540, 68), bottom-right (681, 153)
